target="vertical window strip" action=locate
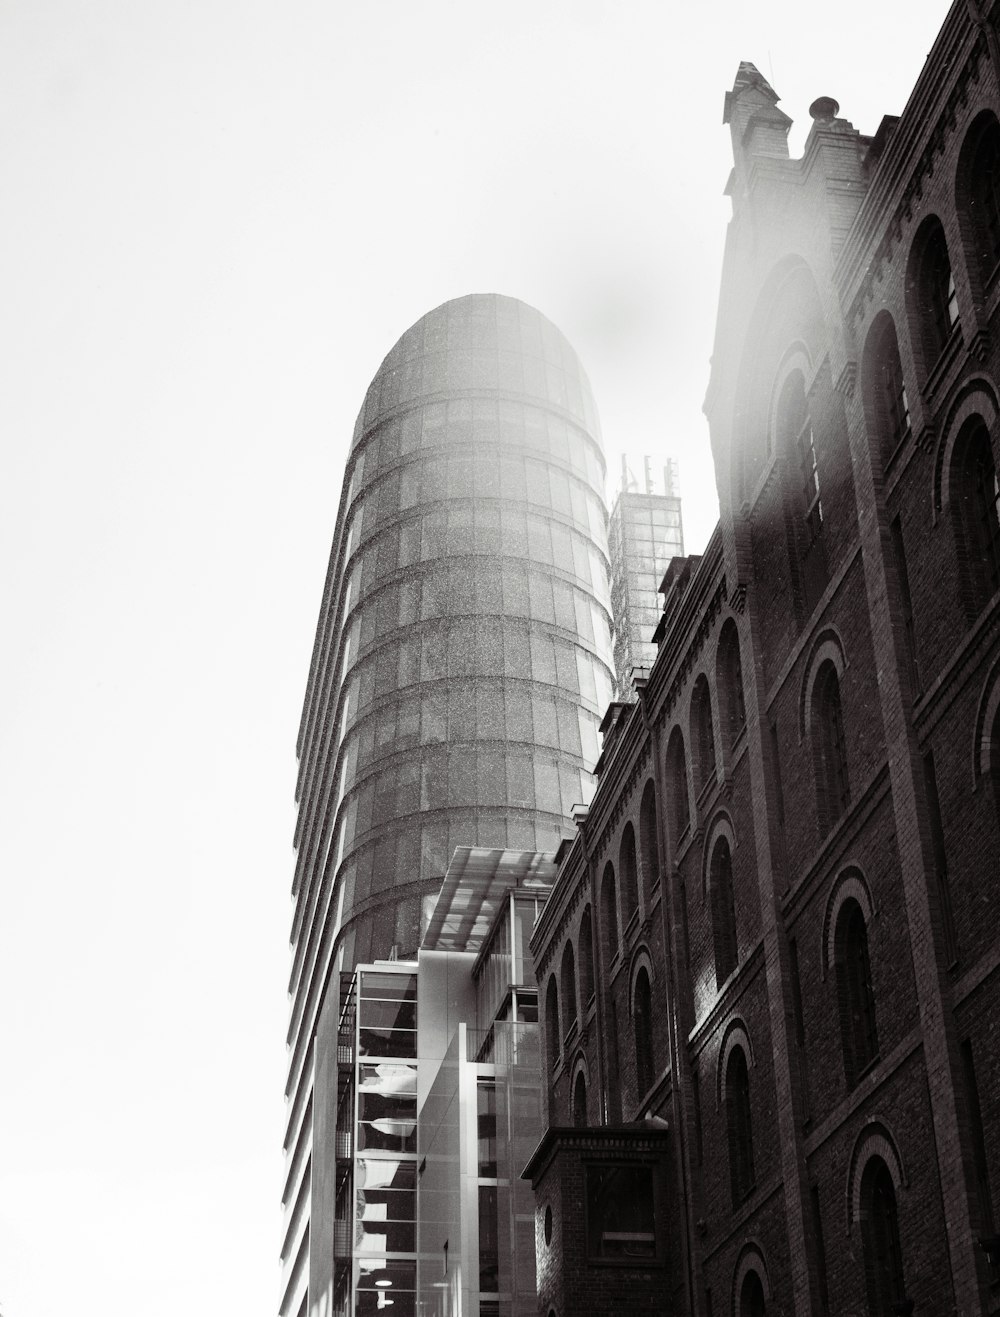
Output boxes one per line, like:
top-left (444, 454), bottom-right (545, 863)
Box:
top-left (922, 749), bottom-right (958, 966)
top-left (890, 516), bottom-right (920, 696)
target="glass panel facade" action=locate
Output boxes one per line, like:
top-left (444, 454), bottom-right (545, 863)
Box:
top-left (296, 295), bottom-right (614, 979)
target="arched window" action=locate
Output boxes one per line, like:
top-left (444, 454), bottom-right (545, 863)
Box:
top-left (619, 822), bottom-right (639, 926)
top-left (711, 837), bottom-right (738, 988)
top-left (864, 314), bottom-right (910, 462)
top-left (740, 1271), bottom-right (767, 1317)
top-left (666, 727), bottom-right (690, 843)
top-left (545, 974), bottom-right (560, 1072)
top-left (692, 675), bottom-right (717, 794)
top-left (814, 660), bottom-right (850, 834)
top-left (633, 967), bottom-right (655, 1097)
top-left (965, 113), bottom-right (1000, 278)
top-left (572, 1071), bottom-right (588, 1128)
top-left (778, 371), bottom-right (823, 544)
top-left (726, 1046), bottom-right (755, 1206)
top-left (717, 619), bottom-right (746, 746)
top-left (908, 217), bottom-right (959, 372)
top-left (638, 779), bottom-right (660, 905)
top-left (835, 899), bottom-right (879, 1085)
top-left (951, 417), bottom-right (1000, 614)
top-left (578, 906), bottom-right (595, 1005)
top-left (560, 941), bottom-right (577, 1037)
top-left (860, 1158), bottom-right (906, 1316)
top-left (600, 862), bottom-right (619, 962)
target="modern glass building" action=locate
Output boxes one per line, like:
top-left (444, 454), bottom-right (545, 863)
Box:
top-left (282, 295), bottom-right (615, 1317)
top-left (608, 454), bottom-right (684, 694)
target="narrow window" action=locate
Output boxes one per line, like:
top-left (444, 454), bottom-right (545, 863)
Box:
top-left (922, 749), bottom-right (958, 966)
top-left (769, 718), bottom-right (786, 835)
top-left (477, 1080), bottom-right (497, 1176)
top-left (545, 975), bottom-right (560, 1073)
top-left (866, 315), bottom-right (910, 461)
top-left (560, 941), bottom-right (577, 1037)
top-left (954, 419), bottom-right (1000, 615)
top-left (601, 862), bottom-right (619, 962)
top-left (789, 935), bottom-right (809, 1116)
top-left (909, 217), bottom-right (958, 371)
top-left (968, 114), bottom-right (1000, 277)
top-left (726, 1046), bottom-right (755, 1206)
top-left (860, 1158), bottom-right (906, 1316)
top-left (578, 906), bottom-right (595, 1004)
top-left (718, 619), bottom-right (747, 745)
top-left (797, 407), bottom-right (824, 542)
top-left (835, 899), bottom-right (879, 1085)
top-left (740, 1271), bottom-right (767, 1317)
top-left (572, 1070), bottom-right (588, 1128)
top-left (814, 661), bottom-right (850, 834)
top-left (890, 516), bottom-right (920, 696)
top-left (693, 675), bottom-right (716, 793)
top-left (620, 822), bottom-right (639, 926)
top-left (711, 838), bottom-right (738, 988)
top-left (638, 779), bottom-right (660, 905)
top-left (666, 727), bottom-right (690, 842)
top-left (479, 1184), bottom-right (499, 1292)
top-left (633, 967), bottom-right (655, 1097)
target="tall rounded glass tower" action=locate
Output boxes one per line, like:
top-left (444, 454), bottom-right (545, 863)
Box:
top-left (283, 294), bottom-right (614, 1317)
top-left (292, 293), bottom-right (614, 976)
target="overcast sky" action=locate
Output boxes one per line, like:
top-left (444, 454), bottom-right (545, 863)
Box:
top-left (0, 3), bottom-right (949, 1315)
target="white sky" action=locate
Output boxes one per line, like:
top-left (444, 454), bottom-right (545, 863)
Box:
top-left (0, 3), bottom-right (948, 1315)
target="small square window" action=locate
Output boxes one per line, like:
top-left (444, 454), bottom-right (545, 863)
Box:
top-left (585, 1163), bottom-right (660, 1264)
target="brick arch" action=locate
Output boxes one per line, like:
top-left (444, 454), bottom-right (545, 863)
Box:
top-left (799, 627), bottom-right (848, 743)
top-left (973, 655), bottom-right (1000, 788)
top-left (846, 1120), bottom-right (908, 1234)
top-left (628, 945), bottom-right (656, 1012)
top-left (932, 376), bottom-right (999, 521)
top-left (702, 808), bottom-right (737, 900)
top-left (716, 1017), bottom-right (755, 1110)
top-left (767, 341), bottom-right (816, 454)
top-left (822, 866), bottom-right (876, 981)
top-left (732, 1241), bottom-right (772, 1310)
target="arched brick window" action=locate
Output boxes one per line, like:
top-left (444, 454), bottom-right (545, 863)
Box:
top-left (633, 966), bottom-right (655, 1097)
top-left (692, 675), bottom-right (717, 794)
top-left (740, 1271), bottom-right (767, 1317)
top-left (864, 313), bottom-right (910, 463)
top-left (964, 112), bottom-right (1000, 278)
top-left (638, 779), bottom-right (660, 904)
top-left (666, 726), bottom-right (690, 843)
top-left (860, 1157), bottom-right (906, 1316)
top-left (572, 1070), bottom-right (588, 1128)
top-left (620, 822), bottom-right (639, 926)
top-left (907, 216), bottom-right (959, 374)
top-left (951, 416), bottom-right (1000, 615)
top-left (600, 862), bottom-right (619, 962)
top-left (545, 974), bottom-right (560, 1072)
top-left (835, 898), bottom-right (879, 1085)
top-left (711, 836), bottom-right (738, 988)
top-left (778, 370), bottom-right (823, 545)
top-left (726, 1046), bottom-right (755, 1207)
top-left (578, 905), bottom-right (595, 1005)
top-left (560, 941), bottom-right (577, 1037)
top-left (717, 619), bottom-right (746, 746)
top-left (813, 660), bottom-right (850, 834)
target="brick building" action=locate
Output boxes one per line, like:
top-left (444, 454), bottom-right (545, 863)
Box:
top-left (526, 5), bottom-right (1000, 1315)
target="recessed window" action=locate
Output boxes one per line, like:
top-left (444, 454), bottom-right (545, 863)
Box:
top-left (545, 975), bottom-right (560, 1072)
top-left (692, 676), bottom-right (717, 793)
top-left (666, 727), bottom-right (690, 842)
top-left (544, 1205), bottom-right (554, 1246)
top-left (560, 941), bottom-right (578, 1038)
top-left (717, 619), bottom-right (746, 746)
top-left (951, 417), bottom-right (1000, 615)
top-left (620, 822), bottom-right (639, 925)
top-left (813, 661), bottom-right (850, 835)
top-left (726, 1046), bottom-right (755, 1207)
top-left (711, 838), bottom-right (738, 988)
top-left (633, 968), bottom-right (655, 1097)
top-left (572, 1072), bottom-right (588, 1128)
top-left (740, 1270), bottom-right (767, 1317)
top-left (965, 113), bottom-right (1000, 278)
top-left (638, 780), bottom-right (660, 903)
top-left (601, 862), bottom-right (619, 961)
top-left (835, 898), bottom-right (879, 1085)
top-left (860, 1158), bottom-right (906, 1316)
top-left (908, 217), bottom-right (959, 373)
top-left (585, 1163), bottom-right (658, 1262)
top-left (578, 906), bottom-right (595, 1003)
top-left (865, 314), bottom-right (910, 462)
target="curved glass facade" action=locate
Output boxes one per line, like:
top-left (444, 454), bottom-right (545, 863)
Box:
top-left (293, 292), bottom-right (613, 1004)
